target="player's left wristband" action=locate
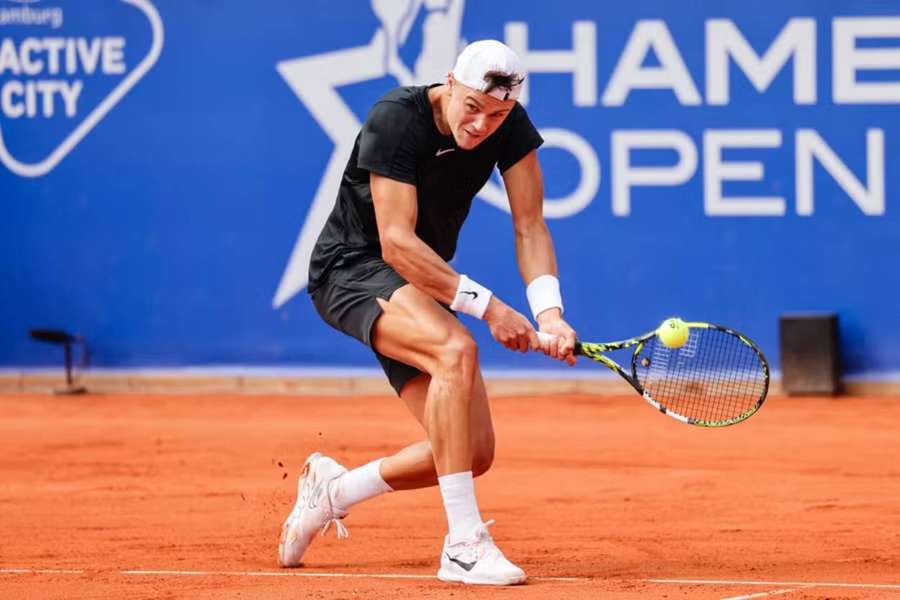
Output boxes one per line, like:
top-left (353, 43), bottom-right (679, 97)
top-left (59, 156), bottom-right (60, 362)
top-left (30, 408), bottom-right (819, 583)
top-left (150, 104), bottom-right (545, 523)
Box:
top-left (450, 274), bottom-right (493, 319)
top-left (527, 274), bottom-right (563, 321)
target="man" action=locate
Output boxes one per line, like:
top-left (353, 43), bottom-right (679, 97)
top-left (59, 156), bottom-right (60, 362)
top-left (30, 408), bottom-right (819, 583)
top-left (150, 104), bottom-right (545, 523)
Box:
top-left (279, 40), bottom-right (577, 586)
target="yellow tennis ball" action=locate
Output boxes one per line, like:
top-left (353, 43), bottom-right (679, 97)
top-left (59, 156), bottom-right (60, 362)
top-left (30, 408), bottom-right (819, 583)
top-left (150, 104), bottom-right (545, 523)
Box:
top-left (657, 317), bottom-right (689, 349)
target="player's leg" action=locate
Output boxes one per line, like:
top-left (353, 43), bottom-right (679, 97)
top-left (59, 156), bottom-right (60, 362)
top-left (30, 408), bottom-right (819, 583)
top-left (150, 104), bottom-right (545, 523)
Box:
top-left (307, 283), bottom-right (498, 536)
top-left (368, 283), bottom-right (482, 476)
top-left (376, 370), bottom-right (495, 490)
top-left (326, 371), bottom-right (493, 524)
top-left (364, 284), bottom-right (525, 585)
top-left (279, 280), bottom-right (480, 567)
top-left (282, 268), bottom-right (522, 583)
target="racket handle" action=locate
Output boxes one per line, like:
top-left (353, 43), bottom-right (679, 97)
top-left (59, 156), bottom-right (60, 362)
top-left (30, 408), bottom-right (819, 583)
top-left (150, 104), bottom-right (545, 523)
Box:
top-left (536, 331), bottom-right (584, 356)
top-left (536, 332), bottom-right (555, 344)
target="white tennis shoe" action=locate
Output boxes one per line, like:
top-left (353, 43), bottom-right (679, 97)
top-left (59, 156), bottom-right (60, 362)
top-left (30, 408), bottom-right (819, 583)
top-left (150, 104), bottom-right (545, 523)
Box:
top-left (437, 520), bottom-right (527, 585)
top-left (278, 452), bottom-right (349, 567)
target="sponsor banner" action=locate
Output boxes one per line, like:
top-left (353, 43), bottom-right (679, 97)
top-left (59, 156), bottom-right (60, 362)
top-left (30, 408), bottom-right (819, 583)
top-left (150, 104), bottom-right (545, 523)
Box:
top-left (4, 1), bottom-right (899, 375)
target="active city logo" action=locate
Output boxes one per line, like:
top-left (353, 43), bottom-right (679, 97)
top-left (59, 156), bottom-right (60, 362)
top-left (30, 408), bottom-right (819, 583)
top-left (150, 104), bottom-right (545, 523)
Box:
top-left (0, 0), bottom-right (164, 177)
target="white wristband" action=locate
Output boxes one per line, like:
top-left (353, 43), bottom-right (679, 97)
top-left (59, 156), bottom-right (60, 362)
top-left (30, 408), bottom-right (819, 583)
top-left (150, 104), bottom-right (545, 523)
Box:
top-left (450, 274), bottom-right (493, 319)
top-left (526, 274), bottom-right (563, 320)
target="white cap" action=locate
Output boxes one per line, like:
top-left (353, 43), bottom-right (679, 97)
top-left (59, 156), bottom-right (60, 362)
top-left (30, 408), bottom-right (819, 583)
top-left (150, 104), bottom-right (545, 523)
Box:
top-left (451, 40), bottom-right (524, 101)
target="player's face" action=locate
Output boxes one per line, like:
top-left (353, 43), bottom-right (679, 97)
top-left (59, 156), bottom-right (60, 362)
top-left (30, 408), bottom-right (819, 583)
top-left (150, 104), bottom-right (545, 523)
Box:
top-left (446, 79), bottom-right (515, 150)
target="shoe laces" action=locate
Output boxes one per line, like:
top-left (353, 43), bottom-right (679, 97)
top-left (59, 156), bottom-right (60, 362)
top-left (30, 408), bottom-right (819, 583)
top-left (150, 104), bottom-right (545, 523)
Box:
top-left (297, 458), bottom-right (349, 541)
top-left (475, 519), bottom-right (495, 539)
top-left (454, 519), bottom-right (496, 561)
top-left (315, 477), bottom-right (349, 540)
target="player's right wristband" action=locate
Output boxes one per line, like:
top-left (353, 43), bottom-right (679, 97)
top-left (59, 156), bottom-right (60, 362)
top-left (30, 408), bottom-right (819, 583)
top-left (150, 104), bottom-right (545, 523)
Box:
top-left (450, 274), bottom-right (493, 319)
top-left (526, 274), bottom-right (563, 320)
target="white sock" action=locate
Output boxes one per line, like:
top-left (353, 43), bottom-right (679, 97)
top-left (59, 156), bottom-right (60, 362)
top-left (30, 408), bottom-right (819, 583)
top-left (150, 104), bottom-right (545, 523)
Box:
top-left (330, 458), bottom-right (393, 513)
top-left (438, 471), bottom-right (483, 542)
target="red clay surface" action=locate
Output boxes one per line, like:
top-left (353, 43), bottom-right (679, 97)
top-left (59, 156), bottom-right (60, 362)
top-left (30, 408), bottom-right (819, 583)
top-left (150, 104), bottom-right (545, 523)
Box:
top-left (1, 392), bottom-right (899, 599)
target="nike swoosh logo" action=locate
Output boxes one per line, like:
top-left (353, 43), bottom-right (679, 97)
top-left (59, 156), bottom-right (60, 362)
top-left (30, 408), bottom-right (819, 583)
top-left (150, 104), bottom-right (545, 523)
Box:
top-left (446, 553), bottom-right (477, 572)
top-left (435, 148), bottom-right (455, 157)
top-left (459, 290), bottom-right (478, 300)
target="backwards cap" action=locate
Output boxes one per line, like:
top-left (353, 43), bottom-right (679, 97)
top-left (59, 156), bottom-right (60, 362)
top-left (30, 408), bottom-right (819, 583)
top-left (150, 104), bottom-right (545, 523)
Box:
top-left (451, 40), bottom-right (524, 101)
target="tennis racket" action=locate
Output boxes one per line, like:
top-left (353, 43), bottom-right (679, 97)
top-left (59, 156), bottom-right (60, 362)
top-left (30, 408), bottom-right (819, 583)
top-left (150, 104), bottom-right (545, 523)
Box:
top-left (537, 322), bottom-right (769, 427)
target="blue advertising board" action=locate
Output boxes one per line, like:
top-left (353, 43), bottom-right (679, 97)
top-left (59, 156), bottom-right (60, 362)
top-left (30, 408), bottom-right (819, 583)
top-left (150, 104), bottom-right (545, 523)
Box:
top-left (4, 0), bottom-right (899, 377)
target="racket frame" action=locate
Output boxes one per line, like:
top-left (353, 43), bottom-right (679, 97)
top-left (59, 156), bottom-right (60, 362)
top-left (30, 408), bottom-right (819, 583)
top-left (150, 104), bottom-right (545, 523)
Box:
top-left (574, 322), bottom-right (770, 427)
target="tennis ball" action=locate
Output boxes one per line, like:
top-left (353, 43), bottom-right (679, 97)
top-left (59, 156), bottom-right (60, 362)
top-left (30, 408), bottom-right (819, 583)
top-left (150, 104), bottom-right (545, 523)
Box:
top-left (657, 317), bottom-right (689, 349)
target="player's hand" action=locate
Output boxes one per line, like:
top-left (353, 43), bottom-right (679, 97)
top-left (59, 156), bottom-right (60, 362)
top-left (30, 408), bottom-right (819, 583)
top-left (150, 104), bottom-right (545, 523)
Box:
top-left (536, 309), bottom-right (577, 365)
top-left (483, 297), bottom-right (538, 353)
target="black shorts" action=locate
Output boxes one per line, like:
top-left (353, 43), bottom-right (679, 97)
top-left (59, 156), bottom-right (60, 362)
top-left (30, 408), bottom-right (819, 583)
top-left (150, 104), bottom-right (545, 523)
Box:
top-left (309, 256), bottom-right (450, 395)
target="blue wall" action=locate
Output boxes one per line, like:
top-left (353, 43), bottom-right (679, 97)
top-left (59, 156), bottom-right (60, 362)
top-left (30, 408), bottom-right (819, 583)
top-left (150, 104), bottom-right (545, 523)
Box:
top-left (4, 1), bottom-right (899, 376)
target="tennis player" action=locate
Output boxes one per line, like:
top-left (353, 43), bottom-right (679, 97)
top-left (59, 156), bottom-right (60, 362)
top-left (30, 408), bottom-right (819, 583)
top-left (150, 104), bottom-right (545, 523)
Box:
top-left (279, 40), bottom-right (577, 586)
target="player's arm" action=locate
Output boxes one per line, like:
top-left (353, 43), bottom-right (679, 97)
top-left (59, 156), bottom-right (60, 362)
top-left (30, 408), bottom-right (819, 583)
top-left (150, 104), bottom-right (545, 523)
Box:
top-left (370, 173), bottom-right (458, 305)
top-left (371, 173), bottom-right (537, 352)
top-left (503, 150), bottom-right (577, 364)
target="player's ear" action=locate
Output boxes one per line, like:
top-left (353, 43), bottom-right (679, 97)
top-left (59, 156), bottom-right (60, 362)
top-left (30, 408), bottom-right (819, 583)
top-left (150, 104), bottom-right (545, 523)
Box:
top-left (447, 71), bottom-right (455, 91)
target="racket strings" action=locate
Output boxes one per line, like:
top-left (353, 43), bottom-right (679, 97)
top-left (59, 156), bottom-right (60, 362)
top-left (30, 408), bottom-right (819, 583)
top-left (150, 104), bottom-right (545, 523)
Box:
top-left (636, 328), bottom-right (766, 425)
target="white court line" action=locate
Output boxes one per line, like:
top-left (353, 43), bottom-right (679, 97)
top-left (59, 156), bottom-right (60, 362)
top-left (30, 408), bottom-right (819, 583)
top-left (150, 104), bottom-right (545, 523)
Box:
top-left (4, 569), bottom-right (900, 591)
top-left (0, 568), bottom-right (583, 582)
top-left (0, 569), bottom-right (85, 575)
top-left (648, 579), bottom-right (900, 591)
top-left (122, 569), bottom-right (585, 582)
top-left (721, 588), bottom-right (805, 600)
top-left (123, 570), bottom-right (435, 580)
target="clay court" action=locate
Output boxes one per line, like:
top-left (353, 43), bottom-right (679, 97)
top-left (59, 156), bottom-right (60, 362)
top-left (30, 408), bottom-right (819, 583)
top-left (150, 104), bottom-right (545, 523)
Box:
top-left (2, 390), bottom-right (899, 599)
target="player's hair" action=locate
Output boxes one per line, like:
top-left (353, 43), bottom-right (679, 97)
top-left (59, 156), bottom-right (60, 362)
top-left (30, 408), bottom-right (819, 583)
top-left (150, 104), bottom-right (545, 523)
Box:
top-left (482, 71), bottom-right (525, 97)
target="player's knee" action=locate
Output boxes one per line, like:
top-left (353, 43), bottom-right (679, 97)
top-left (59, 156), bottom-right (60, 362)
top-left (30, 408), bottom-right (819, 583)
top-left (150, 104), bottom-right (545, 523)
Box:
top-left (436, 332), bottom-right (478, 377)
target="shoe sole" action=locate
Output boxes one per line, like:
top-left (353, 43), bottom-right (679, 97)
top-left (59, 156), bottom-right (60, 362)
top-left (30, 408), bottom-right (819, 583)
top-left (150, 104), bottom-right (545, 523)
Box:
top-left (277, 452), bottom-right (322, 567)
top-left (437, 567), bottom-right (527, 586)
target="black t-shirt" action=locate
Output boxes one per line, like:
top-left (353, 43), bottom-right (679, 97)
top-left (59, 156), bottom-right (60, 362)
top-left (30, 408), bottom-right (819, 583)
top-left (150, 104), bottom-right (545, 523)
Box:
top-left (308, 84), bottom-right (543, 293)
